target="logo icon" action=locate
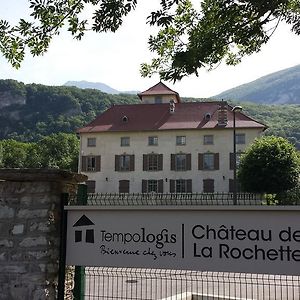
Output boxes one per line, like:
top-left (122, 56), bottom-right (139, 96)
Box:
top-left (73, 214), bottom-right (95, 243)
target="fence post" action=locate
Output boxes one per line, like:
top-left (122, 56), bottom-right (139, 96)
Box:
top-left (73, 184), bottom-right (88, 300)
top-left (57, 193), bottom-right (69, 299)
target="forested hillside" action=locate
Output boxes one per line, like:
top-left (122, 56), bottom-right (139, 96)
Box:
top-left (0, 79), bottom-right (139, 141)
top-left (0, 79), bottom-right (299, 149)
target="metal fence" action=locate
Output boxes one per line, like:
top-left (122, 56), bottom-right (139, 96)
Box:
top-left (65, 192), bottom-right (300, 300)
top-left (69, 192), bottom-right (265, 206)
top-left (65, 267), bottom-right (300, 300)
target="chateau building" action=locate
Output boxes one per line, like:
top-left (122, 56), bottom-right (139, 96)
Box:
top-left (77, 82), bottom-right (266, 193)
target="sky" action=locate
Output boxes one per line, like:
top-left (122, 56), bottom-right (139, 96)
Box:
top-left (1, 1), bottom-right (300, 98)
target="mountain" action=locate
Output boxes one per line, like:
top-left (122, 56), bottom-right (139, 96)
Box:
top-left (64, 80), bottom-right (139, 95)
top-left (214, 65), bottom-right (300, 104)
top-left (0, 79), bottom-right (300, 149)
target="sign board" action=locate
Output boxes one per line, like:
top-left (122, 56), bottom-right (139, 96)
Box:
top-left (66, 206), bottom-right (300, 275)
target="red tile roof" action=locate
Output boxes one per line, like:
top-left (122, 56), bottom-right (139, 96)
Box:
top-left (138, 82), bottom-right (181, 102)
top-left (77, 102), bottom-right (266, 133)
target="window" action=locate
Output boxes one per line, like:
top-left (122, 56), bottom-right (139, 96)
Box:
top-left (119, 180), bottom-right (130, 193)
top-left (170, 179), bottom-right (192, 193)
top-left (203, 153), bottom-right (214, 170)
top-left (121, 137), bottom-right (130, 146)
top-left (86, 180), bottom-right (96, 193)
top-left (87, 137), bottom-right (96, 147)
top-left (120, 155), bottom-right (130, 171)
top-left (198, 153), bottom-right (219, 170)
top-left (203, 135), bottom-right (214, 145)
top-left (81, 156), bottom-right (101, 172)
top-left (115, 155), bottom-right (134, 171)
top-left (148, 136), bottom-right (158, 146)
top-left (176, 136), bottom-right (186, 145)
top-left (176, 154), bottom-right (186, 171)
top-left (87, 156), bottom-right (96, 171)
top-left (142, 179), bottom-right (164, 193)
top-left (235, 133), bottom-right (245, 144)
top-left (203, 179), bottom-right (214, 193)
top-left (143, 154), bottom-right (163, 171)
top-left (155, 96), bottom-right (162, 104)
top-left (171, 154), bottom-right (191, 171)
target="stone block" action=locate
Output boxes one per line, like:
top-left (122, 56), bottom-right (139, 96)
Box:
top-left (12, 224), bottom-right (25, 235)
top-left (26, 250), bottom-right (49, 260)
top-left (19, 196), bottom-right (32, 206)
top-left (0, 239), bottom-right (13, 247)
top-left (17, 209), bottom-right (48, 219)
top-left (0, 223), bottom-right (11, 236)
top-left (0, 265), bottom-right (27, 273)
top-left (0, 206), bottom-right (14, 218)
top-left (29, 221), bottom-right (51, 233)
top-left (0, 252), bottom-right (7, 261)
top-left (10, 251), bottom-right (23, 261)
top-left (19, 236), bottom-right (47, 247)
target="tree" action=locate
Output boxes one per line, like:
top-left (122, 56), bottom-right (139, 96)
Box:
top-left (141, 0), bottom-right (300, 81)
top-left (37, 133), bottom-right (79, 171)
top-left (0, 139), bottom-right (29, 168)
top-left (1, 1), bottom-right (300, 81)
top-left (238, 136), bottom-right (300, 194)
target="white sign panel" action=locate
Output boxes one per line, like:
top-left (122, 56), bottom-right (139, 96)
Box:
top-left (66, 206), bottom-right (300, 275)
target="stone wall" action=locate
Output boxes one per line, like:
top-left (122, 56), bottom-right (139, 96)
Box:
top-left (0, 169), bottom-right (86, 300)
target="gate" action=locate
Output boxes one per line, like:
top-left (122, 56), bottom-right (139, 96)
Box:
top-left (59, 187), bottom-right (300, 300)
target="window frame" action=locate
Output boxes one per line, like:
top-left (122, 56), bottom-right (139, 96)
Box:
top-left (155, 96), bottom-right (162, 104)
top-left (87, 137), bottom-right (96, 147)
top-left (176, 136), bottom-right (186, 146)
top-left (203, 153), bottom-right (215, 170)
top-left (203, 135), bottom-right (214, 145)
top-left (119, 155), bottom-right (131, 171)
top-left (121, 137), bottom-right (130, 147)
top-left (147, 180), bottom-right (158, 193)
top-left (148, 136), bottom-right (158, 146)
top-left (148, 154), bottom-right (159, 171)
top-left (235, 133), bottom-right (245, 144)
top-left (176, 179), bottom-right (187, 193)
top-left (87, 156), bottom-right (96, 171)
top-left (175, 154), bottom-right (187, 171)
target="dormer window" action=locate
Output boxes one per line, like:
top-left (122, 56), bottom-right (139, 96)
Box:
top-left (204, 113), bottom-right (211, 120)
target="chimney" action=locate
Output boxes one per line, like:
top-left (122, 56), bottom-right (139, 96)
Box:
top-left (169, 100), bottom-right (175, 114)
top-left (217, 101), bottom-right (228, 126)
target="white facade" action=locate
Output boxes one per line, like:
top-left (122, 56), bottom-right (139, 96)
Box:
top-left (79, 127), bottom-right (263, 193)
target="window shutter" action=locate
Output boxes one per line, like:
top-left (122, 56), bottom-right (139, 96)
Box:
top-left (214, 153), bottom-right (219, 170)
top-left (230, 153), bottom-right (235, 170)
top-left (187, 179), bottom-right (192, 193)
top-left (203, 179), bottom-right (214, 193)
top-left (186, 154), bottom-right (191, 170)
top-left (198, 153), bottom-right (204, 170)
top-left (95, 155), bottom-right (101, 172)
top-left (130, 155), bottom-right (135, 171)
top-left (170, 180), bottom-right (175, 193)
top-left (143, 154), bottom-right (147, 171)
top-left (158, 179), bottom-right (164, 193)
top-left (86, 180), bottom-right (96, 193)
top-left (142, 180), bottom-right (147, 193)
top-left (81, 156), bottom-right (87, 172)
top-left (158, 154), bottom-right (163, 171)
top-left (229, 179), bottom-right (234, 192)
top-left (115, 155), bottom-right (119, 171)
top-left (171, 154), bottom-right (175, 170)
top-left (119, 180), bottom-right (129, 193)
